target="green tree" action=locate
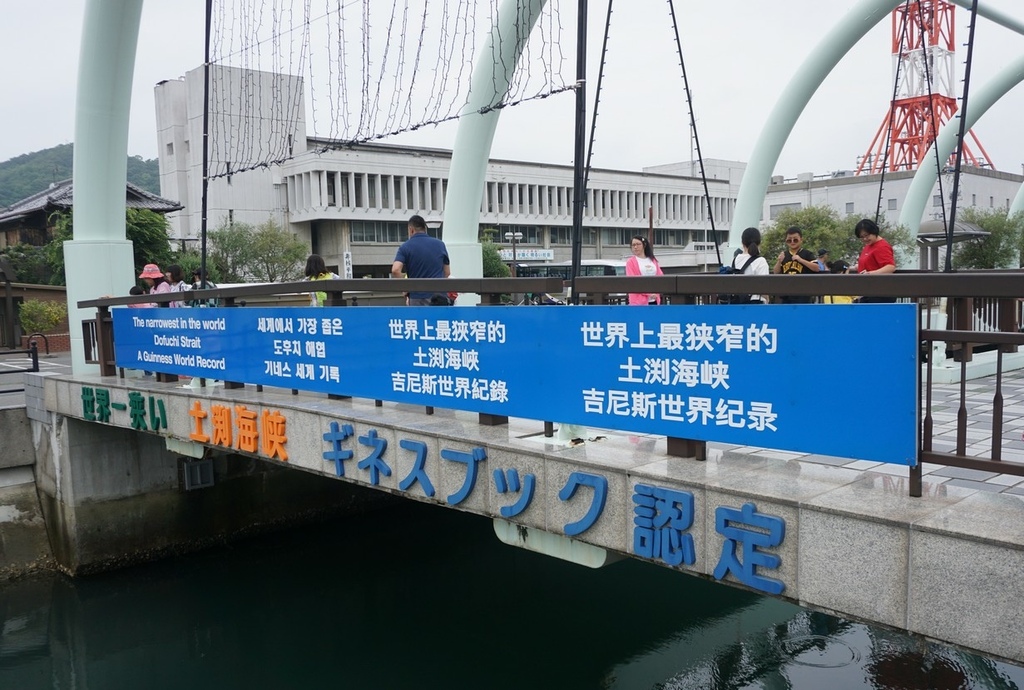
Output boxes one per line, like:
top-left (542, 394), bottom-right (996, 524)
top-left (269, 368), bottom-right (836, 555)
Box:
top-left (481, 237), bottom-right (510, 278)
top-left (0, 243), bottom-right (53, 284)
top-left (207, 222), bottom-right (253, 283)
top-left (763, 206), bottom-right (915, 269)
top-left (208, 218), bottom-right (307, 283)
top-left (42, 208), bottom-right (174, 285)
top-left (248, 219), bottom-right (307, 282)
top-left (950, 208), bottom-right (1023, 270)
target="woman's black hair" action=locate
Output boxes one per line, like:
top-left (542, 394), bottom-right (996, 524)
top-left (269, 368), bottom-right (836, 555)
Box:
top-left (740, 227), bottom-right (761, 258)
top-left (304, 254), bottom-right (327, 278)
top-left (167, 264), bottom-right (185, 283)
top-left (631, 235), bottom-right (655, 259)
top-left (854, 218), bottom-right (880, 238)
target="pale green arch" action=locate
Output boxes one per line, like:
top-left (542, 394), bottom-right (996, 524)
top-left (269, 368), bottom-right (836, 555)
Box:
top-left (732, 0), bottom-right (1024, 244)
top-left (444, 0), bottom-right (548, 289)
top-left (899, 54), bottom-right (1024, 232)
top-left (69, 0), bottom-right (143, 374)
top-left (731, 0), bottom-right (904, 242)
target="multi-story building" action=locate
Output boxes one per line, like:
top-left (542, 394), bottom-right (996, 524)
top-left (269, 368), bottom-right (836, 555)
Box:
top-left (154, 65), bottom-right (740, 277)
top-left (154, 65), bottom-right (1022, 276)
top-left (763, 167), bottom-right (1023, 226)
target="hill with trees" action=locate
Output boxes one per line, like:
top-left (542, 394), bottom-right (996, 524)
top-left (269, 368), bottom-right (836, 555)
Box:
top-left (0, 144), bottom-right (160, 208)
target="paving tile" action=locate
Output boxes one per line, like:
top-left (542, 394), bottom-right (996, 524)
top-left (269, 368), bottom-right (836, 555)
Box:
top-left (987, 473), bottom-right (1024, 487)
top-left (798, 454), bottom-right (851, 467)
top-left (944, 478), bottom-right (1008, 493)
top-left (928, 466), bottom-right (1000, 481)
top-left (844, 460), bottom-right (882, 471)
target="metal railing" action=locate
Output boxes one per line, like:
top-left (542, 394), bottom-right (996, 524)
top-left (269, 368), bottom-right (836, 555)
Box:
top-left (79, 271), bottom-right (1024, 497)
top-left (0, 342), bottom-right (39, 395)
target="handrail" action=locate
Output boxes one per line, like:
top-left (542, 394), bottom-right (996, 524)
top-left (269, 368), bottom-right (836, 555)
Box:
top-left (0, 342), bottom-right (39, 394)
top-left (77, 270), bottom-right (1024, 498)
top-left (78, 272), bottom-right (1024, 310)
top-left (77, 277), bottom-right (566, 309)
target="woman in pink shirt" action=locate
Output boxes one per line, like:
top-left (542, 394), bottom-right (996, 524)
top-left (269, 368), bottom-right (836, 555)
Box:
top-left (625, 235), bottom-right (664, 305)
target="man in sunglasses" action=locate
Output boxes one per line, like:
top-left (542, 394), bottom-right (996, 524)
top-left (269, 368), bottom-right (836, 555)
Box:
top-left (772, 226), bottom-right (819, 303)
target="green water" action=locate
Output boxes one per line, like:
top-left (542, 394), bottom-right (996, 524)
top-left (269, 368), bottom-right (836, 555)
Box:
top-left (1, 502), bottom-right (1021, 689)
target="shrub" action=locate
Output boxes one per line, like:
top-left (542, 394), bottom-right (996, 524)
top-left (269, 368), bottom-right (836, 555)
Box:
top-left (19, 299), bottom-right (68, 334)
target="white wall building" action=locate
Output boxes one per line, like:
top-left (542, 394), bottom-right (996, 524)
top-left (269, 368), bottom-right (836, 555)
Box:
top-left (762, 167), bottom-right (1022, 227)
top-left (154, 65), bottom-right (740, 277)
top-left (154, 66), bottom-right (1022, 276)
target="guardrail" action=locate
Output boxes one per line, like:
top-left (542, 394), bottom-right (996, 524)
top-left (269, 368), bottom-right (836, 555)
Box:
top-left (0, 342), bottom-right (39, 396)
top-left (79, 271), bottom-right (1024, 497)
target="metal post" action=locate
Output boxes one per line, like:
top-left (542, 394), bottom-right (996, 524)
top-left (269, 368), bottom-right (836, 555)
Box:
top-left (569, 0), bottom-right (588, 304)
top-left (0, 257), bottom-right (14, 350)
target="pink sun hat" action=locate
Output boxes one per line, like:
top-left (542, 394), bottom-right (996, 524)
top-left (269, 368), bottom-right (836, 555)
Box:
top-left (139, 263), bottom-right (163, 279)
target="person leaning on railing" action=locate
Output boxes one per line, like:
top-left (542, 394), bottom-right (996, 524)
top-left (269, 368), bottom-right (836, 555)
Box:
top-left (853, 219), bottom-right (896, 304)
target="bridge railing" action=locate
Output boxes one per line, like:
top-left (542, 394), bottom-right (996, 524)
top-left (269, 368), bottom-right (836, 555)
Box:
top-left (0, 342), bottom-right (39, 396)
top-left (79, 271), bottom-right (1024, 497)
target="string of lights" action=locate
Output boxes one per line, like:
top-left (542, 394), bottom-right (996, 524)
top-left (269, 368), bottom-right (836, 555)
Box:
top-left (205, 0), bottom-right (570, 181)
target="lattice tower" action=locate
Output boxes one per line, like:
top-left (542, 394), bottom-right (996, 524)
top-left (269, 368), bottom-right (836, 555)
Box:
top-left (856, 0), bottom-right (993, 174)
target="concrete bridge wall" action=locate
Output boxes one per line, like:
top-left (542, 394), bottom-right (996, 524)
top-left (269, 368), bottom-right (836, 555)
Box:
top-left (33, 371), bottom-right (1024, 666)
top-left (0, 384), bottom-right (395, 579)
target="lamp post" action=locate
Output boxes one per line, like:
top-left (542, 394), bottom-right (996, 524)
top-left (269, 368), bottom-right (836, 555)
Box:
top-left (504, 231), bottom-right (523, 276)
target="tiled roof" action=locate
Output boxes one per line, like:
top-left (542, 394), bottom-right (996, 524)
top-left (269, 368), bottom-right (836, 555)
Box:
top-left (0, 179), bottom-right (183, 224)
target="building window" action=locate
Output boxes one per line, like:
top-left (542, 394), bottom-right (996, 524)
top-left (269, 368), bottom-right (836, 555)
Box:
top-left (845, 202), bottom-right (854, 214)
top-left (990, 196), bottom-right (994, 207)
top-left (550, 227), bottom-right (571, 245)
top-left (326, 174), bottom-right (336, 207)
top-left (932, 194), bottom-right (942, 208)
top-left (165, 142), bottom-right (174, 156)
top-left (972, 193), bottom-right (977, 206)
top-left (887, 198), bottom-right (897, 211)
top-left (498, 224), bottom-right (539, 244)
top-left (653, 229), bottom-right (687, 246)
top-left (602, 228), bottom-right (633, 247)
top-left (769, 202), bottom-right (801, 220)
top-left (351, 220), bottom-right (406, 243)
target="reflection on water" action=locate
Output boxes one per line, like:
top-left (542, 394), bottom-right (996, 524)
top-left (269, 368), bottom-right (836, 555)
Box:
top-left (1, 501), bottom-right (1021, 689)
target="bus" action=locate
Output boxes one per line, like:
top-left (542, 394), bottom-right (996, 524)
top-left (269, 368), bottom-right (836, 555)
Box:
top-left (515, 260), bottom-right (626, 280)
top-left (513, 260), bottom-right (628, 303)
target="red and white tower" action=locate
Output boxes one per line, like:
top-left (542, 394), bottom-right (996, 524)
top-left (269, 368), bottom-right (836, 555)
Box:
top-left (856, 0), bottom-right (993, 174)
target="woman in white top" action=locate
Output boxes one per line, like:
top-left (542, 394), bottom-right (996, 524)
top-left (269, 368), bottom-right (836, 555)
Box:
top-left (165, 264), bottom-right (191, 308)
top-left (732, 227), bottom-right (770, 304)
top-left (625, 235), bottom-right (664, 305)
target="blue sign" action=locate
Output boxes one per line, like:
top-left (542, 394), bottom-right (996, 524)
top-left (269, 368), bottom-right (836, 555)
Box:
top-left (112, 304), bottom-right (918, 464)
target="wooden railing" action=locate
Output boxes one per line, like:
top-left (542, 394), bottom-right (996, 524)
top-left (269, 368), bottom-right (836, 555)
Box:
top-left (80, 270), bottom-right (1024, 497)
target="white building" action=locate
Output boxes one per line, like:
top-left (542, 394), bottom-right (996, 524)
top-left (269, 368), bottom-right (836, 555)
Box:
top-left (154, 65), bottom-right (741, 277)
top-left (763, 167), bottom-right (1023, 227)
top-left (154, 65), bottom-right (1022, 276)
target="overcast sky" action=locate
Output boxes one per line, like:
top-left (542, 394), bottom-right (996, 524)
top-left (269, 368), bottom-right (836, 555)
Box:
top-left (2, 0), bottom-right (1022, 178)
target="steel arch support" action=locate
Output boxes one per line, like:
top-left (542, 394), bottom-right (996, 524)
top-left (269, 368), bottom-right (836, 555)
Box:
top-left (731, 0), bottom-right (904, 244)
top-left (444, 0), bottom-right (548, 294)
top-left (69, 0), bottom-right (143, 374)
top-left (899, 54), bottom-right (1024, 233)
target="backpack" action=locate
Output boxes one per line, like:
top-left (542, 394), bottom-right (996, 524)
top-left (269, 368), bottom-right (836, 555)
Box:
top-left (718, 255), bottom-right (757, 305)
top-left (188, 280), bottom-right (220, 308)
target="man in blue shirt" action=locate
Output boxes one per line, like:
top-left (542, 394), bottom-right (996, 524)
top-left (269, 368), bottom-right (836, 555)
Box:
top-left (391, 215), bottom-right (451, 305)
